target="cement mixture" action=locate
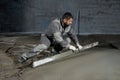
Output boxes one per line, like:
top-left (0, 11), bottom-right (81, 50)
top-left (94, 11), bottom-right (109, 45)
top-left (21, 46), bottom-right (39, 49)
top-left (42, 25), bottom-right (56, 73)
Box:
top-left (0, 35), bottom-right (120, 80)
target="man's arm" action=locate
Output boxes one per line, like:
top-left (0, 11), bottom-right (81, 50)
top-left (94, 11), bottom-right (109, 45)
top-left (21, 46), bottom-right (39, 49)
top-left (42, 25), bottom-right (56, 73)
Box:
top-left (68, 28), bottom-right (82, 50)
top-left (51, 22), bottom-right (69, 48)
top-left (67, 28), bottom-right (79, 45)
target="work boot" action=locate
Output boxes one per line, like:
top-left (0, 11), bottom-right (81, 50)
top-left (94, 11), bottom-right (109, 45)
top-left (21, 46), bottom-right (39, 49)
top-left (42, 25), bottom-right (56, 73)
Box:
top-left (18, 53), bottom-right (27, 63)
top-left (18, 51), bottom-right (39, 63)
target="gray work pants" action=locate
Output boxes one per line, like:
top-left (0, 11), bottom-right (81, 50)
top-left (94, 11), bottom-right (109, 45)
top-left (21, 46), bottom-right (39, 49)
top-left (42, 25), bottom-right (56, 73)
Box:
top-left (21, 34), bottom-right (71, 59)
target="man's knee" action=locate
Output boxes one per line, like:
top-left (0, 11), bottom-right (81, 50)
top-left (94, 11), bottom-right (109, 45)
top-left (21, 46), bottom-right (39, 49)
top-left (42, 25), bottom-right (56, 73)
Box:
top-left (54, 43), bottom-right (63, 53)
top-left (66, 37), bottom-right (71, 44)
top-left (33, 44), bottom-right (49, 52)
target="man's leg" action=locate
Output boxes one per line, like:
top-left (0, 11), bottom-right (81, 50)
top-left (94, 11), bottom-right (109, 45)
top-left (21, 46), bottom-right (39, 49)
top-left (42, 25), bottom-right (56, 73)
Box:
top-left (65, 37), bottom-right (71, 44)
top-left (21, 44), bottom-right (48, 58)
top-left (53, 37), bottom-right (71, 53)
top-left (19, 34), bottom-right (50, 62)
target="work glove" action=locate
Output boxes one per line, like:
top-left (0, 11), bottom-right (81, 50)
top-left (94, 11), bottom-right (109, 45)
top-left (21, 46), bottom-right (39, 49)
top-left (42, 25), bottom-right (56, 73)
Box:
top-left (68, 45), bottom-right (78, 51)
top-left (76, 43), bottom-right (83, 50)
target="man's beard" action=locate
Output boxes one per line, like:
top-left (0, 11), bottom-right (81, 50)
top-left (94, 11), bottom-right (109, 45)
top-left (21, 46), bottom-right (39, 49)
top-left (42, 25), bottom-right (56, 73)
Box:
top-left (63, 23), bottom-right (69, 27)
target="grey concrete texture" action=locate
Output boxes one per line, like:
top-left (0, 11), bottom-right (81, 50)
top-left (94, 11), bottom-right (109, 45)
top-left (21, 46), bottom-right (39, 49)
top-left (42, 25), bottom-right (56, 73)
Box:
top-left (0, 0), bottom-right (120, 34)
top-left (22, 47), bottom-right (120, 80)
top-left (0, 35), bottom-right (120, 80)
top-left (0, 36), bottom-right (40, 80)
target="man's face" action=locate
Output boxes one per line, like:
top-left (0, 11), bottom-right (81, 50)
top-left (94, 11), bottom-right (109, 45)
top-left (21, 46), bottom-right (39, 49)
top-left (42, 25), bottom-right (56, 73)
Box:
top-left (63, 18), bottom-right (73, 26)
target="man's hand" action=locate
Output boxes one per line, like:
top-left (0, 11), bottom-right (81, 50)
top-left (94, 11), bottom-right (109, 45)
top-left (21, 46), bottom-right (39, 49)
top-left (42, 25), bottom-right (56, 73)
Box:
top-left (68, 45), bottom-right (78, 51)
top-left (76, 43), bottom-right (83, 50)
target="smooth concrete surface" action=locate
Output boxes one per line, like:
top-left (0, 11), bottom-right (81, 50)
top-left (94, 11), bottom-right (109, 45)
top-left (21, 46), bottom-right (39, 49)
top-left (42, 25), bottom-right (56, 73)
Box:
top-left (22, 47), bottom-right (120, 80)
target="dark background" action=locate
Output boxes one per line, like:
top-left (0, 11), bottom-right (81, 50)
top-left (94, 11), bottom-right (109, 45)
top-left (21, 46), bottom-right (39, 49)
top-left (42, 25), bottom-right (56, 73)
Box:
top-left (0, 0), bottom-right (120, 35)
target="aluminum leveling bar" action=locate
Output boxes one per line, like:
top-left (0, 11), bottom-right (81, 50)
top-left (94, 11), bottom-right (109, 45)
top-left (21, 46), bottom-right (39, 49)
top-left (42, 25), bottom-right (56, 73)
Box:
top-left (33, 42), bottom-right (99, 68)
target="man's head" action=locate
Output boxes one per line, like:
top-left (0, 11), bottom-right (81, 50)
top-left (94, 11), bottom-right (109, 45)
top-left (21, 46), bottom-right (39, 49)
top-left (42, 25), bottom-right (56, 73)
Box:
top-left (62, 12), bottom-right (73, 26)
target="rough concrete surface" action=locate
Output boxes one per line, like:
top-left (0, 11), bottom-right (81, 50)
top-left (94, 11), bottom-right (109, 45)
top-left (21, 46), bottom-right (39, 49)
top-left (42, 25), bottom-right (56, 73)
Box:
top-left (0, 35), bottom-right (120, 80)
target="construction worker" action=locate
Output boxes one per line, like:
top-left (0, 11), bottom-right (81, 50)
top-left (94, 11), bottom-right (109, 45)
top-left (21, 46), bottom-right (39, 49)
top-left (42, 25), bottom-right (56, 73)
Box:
top-left (19, 12), bottom-right (83, 62)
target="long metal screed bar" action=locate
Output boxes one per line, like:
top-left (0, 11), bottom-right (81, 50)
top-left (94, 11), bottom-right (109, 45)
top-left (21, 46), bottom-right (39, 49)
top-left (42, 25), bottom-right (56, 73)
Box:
top-left (33, 42), bottom-right (99, 68)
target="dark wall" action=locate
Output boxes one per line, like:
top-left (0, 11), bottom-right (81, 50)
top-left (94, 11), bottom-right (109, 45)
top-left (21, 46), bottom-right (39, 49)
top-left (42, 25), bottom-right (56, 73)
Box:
top-left (0, 0), bottom-right (120, 35)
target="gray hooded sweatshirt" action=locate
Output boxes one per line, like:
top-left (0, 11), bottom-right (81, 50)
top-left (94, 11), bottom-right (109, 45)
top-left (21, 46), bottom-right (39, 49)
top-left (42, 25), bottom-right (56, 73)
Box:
top-left (45, 18), bottom-right (79, 47)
